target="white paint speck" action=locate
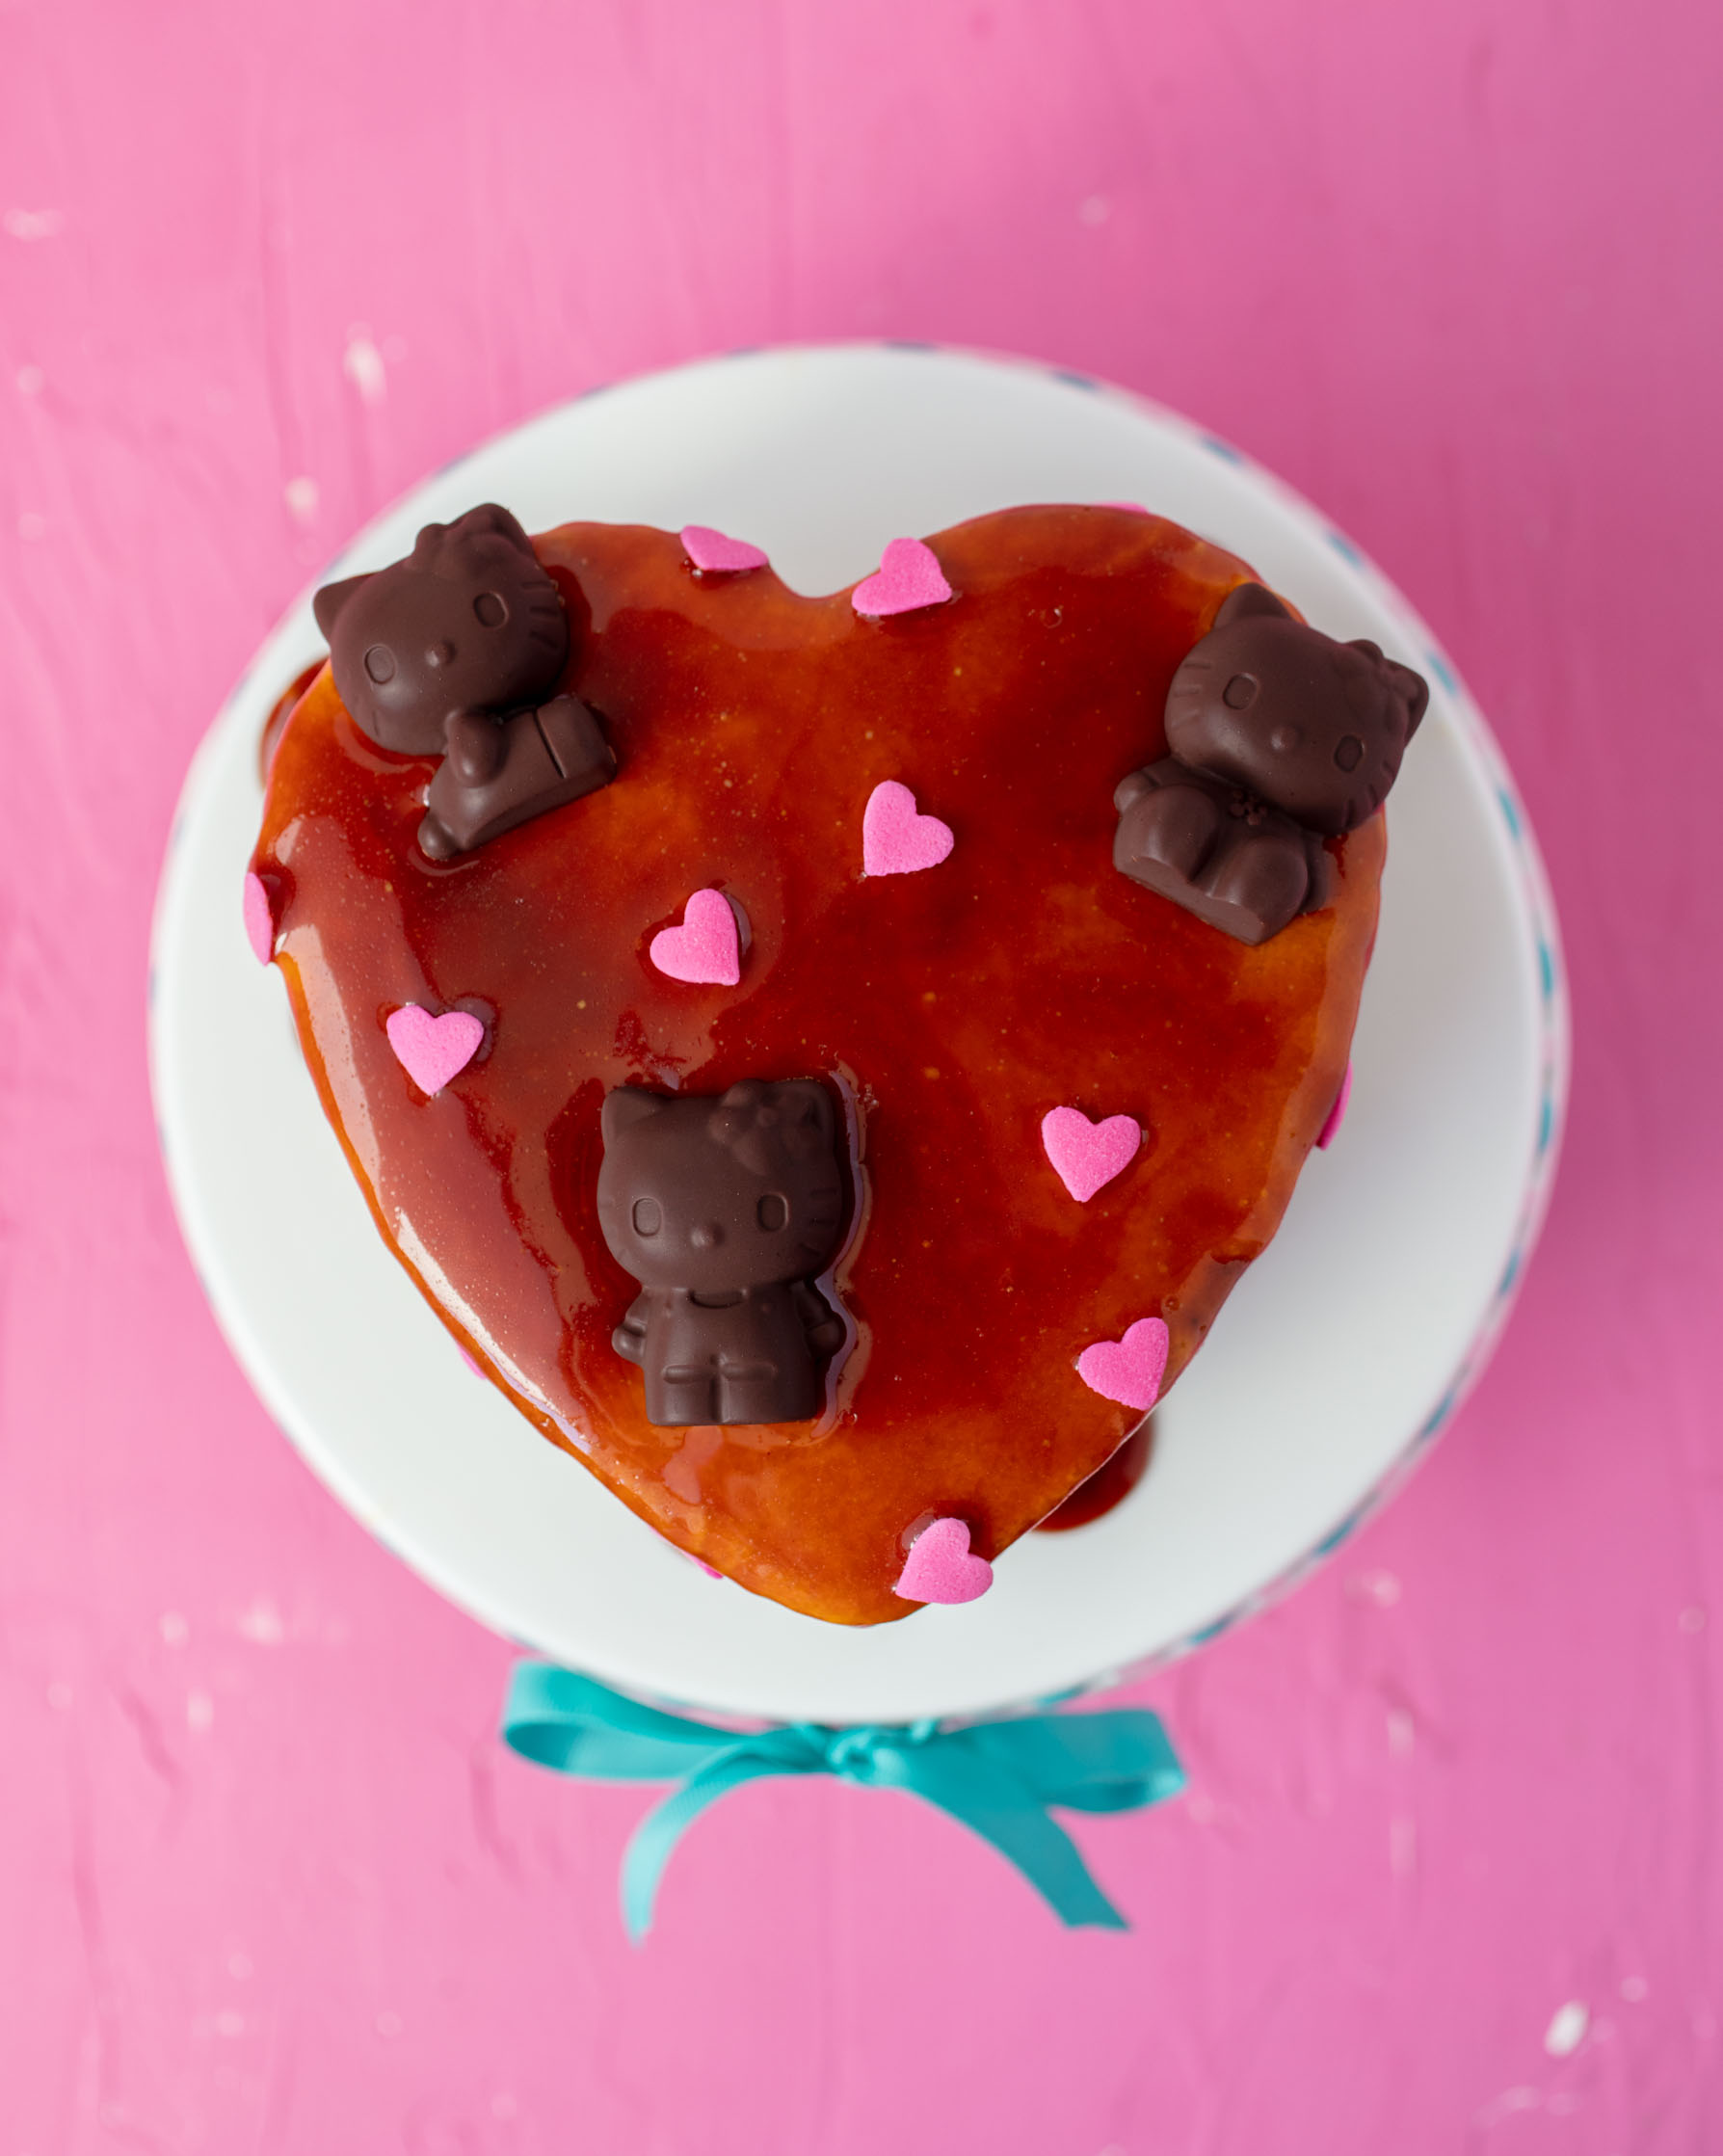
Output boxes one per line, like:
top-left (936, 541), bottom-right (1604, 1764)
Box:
top-left (376, 2010), bottom-right (403, 2038)
top-left (1621, 1975), bottom-right (1648, 2003)
top-left (1471, 2087), bottom-right (1540, 2128)
top-left (343, 330), bottom-right (387, 405)
top-left (1545, 1999), bottom-right (1588, 2056)
top-left (238, 1597), bottom-right (284, 1646)
top-left (1680, 1606), bottom-right (1707, 1633)
top-left (283, 476), bottom-right (320, 526)
top-left (215, 2010), bottom-right (245, 2039)
top-left (16, 364), bottom-right (42, 396)
top-left (187, 1690), bottom-right (215, 1733)
top-left (161, 1611), bottom-right (189, 1647)
top-left (1352, 1569), bottom-right (1402, 1606)
top-left (228, 1953), bottom-right (253, 1981)
top-left (1078, 195), bottom-right (1111, 226)
top-left (17, 511), bottom-right (44, 541)
top-left (1390, 1816), bottom-right (1417, 1877)
top-left (1387, 1709), bottom-right (1416, 1759)
top-left (46, 1681), bottom-right (72, 1711)
top-left (4, 207), bottom-right (63, 241)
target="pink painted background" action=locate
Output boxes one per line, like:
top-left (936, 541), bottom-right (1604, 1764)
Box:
top-left (2, 0), bottom-right (1719, 2147)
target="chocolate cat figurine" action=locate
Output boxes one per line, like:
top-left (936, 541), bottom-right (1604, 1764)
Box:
top-left (596, 1080), bottom-right (849, 1427)
top-left (312, 503), bottom-right (614, 859)
top-left (1113, 583), bottom-right (1428, 945)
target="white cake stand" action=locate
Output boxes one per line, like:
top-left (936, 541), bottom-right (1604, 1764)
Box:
top-left (150, 344), bottom-right (1566, 1726)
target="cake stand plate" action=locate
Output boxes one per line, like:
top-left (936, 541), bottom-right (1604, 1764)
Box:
top-left (151, 344), bottom-right (1566, 1725)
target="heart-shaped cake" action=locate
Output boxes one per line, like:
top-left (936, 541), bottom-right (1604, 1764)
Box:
top-left (248, 503), bottom-right (1421, 1625)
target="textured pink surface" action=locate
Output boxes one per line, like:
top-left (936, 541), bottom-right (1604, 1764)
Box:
top-left (678, 523), bottom-right (770, 574)
top-left (1076, 1319), bottom-right (1171, 1416)
top-left (240, 871), bottom-right (274, 968)
top-left (893, 1518), bottom-right (995, 1607)
top-left (648, 886), bottom-right (743, 986)
top-left (2, 0), bottom-right (1720, 2147)
top-left (860, 778), bottom-right (957, 876)
top-left (1042, 1105), bottom-right (1144, 1204)
top-left (384, 1004), bottom-right (485, 1098)
top-left (1315, 1060), bottom-right (1354, 1151)
top-left (851, 536), bottom-right (954, 617)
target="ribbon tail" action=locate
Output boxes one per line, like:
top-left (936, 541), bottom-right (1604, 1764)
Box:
top-left (621, 1752), bottom-right (807, 1943)
top-left (963, 1709), bottom-right (1187, 1815)
top-left (891, 1753), bottom-right (1131, 1930)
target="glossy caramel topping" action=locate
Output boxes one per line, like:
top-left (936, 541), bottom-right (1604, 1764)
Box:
top-left (253, 508), bottom-right (1381, 1624)
top-left (1034, 1416), bottom-right (1156, 1531)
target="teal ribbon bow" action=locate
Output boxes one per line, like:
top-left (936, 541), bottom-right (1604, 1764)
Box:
top-left (502, 1664), bottom-right (1184, 1940)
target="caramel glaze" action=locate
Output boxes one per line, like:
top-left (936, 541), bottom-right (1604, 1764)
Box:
top-left (1034, 1417), bottom-right (1155, 1531)
top-left (259, 662), bottom-right (321, 782)
top-left (252, 508), bottom-right (1383, 1625)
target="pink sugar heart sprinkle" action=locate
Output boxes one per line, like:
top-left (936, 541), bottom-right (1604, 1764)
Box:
top-left (680, 523), bottom-right (769, 574)
top-left (862, 780), bottom-right (955, 877)
top-left (384, 1004), bottom-right (485, 1097)
top-left (1041, 1105), bottom-right (1142, 1203)
top-left (1315, 1062), bottom-right (1353, 1149)
top-left (1076, 1317), bottom-right (1170, 1414)
top-left (1100, 500), bottom-right (1149, 514)
top-left (851, 537), bottom-right (953, 618)
top-left (892, 1516), bottom-right (994, 1605)
top-left (649, 888), bottom-right (742, 986)
top-left (242, 871), bottom-right (274, 965)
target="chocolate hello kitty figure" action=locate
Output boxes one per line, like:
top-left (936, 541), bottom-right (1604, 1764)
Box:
top-left (1113, 583), bottom-right (1428, 945)
top-left (312, 503), bottom-right (614, 859)
top-left (596, 1080), bottom-right (849, 1427)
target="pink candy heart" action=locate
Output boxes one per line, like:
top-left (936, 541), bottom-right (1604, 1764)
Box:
top-left (385, 1004), bottom-right (485, 1097)
top-left (1041, 1105), bottom-right (1142, 1203)
top-left (1100, 500), bottom-right (1149, 514)
top-left (649, 888), bottom-right (742, 986)
top-left (892, 1516), bottom-right (994, 1605)
top-left (862, 780), bottom-right (955, 877)
top-left (1076, 1317), bottom-right (1170, 1414)
top-left (680, 524), bottom-right (769, 574)
top-left (243, 871), bottom-right (274, 965)
top-left (851, 537), bottom-right (952, 618)
top-left (1315, 1062), bottom-right (1353, 1149)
